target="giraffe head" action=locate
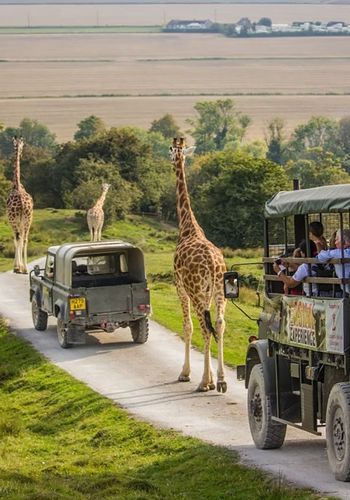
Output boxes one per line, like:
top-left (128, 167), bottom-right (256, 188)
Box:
top-left (169, 138), bottom-right (195, 170)
top-left (13, 136), bottom-right (24, 158)
top-left (102, 183), bottom-right (111, 192)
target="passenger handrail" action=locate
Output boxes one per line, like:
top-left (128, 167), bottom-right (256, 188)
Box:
top-left (263, 257), bottom-right (350, 264)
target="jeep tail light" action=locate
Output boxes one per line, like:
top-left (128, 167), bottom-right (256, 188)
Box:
top-left (138, 304), bottom-right (150, 313)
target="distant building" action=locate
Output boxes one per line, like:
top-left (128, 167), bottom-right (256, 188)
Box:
top-left (164, 19), bottom-right (214, 32)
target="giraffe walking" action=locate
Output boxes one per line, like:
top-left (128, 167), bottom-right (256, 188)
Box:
top-left (6, 137), bottom-right (33, 274)
top-left (170, 138), bottom-right (227, 393)
top-left (87, 183), bottom-right (111, 241)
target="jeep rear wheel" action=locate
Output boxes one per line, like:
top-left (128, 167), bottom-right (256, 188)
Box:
top-left (32, 293), bottom-right (48, 331)
top-left (130, 318), bottom-right (149, 344)
top-left (57, 318), bottom-right (71, 349)
top-left (247, 364), bottom-right (286, 449)
top-left (326, 383), bottom-right (350, 481)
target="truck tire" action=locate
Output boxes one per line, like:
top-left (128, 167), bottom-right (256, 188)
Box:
top-left (57, 318), bottom-right (71, 349)
top-left (31, 293), bottom-right (48, 331)
top-left (326, 382), bottom-right (350, 481)
top-left (247, 363), bottom-right (286, 449)
top-left (130, 318), bottom-right (149, 344)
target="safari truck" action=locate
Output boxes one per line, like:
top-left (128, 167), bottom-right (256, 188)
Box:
top-left (29, 240), bottom-right (150, 348)
top-left (224, 183), bottom-right (350, 481)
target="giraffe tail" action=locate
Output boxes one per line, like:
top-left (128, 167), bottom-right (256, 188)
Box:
top-left (204, 310), bottom-right (218, 343)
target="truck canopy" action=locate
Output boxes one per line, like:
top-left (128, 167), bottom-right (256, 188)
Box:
top-left (265, 183), bottom-right (350, 219)
top-left (47, 240), bottom-right (146, 286)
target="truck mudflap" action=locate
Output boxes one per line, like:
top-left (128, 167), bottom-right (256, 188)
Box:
top-left (66, 324), bottom-right (86, 344)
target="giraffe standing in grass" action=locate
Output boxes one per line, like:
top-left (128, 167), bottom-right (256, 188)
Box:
top-left (87, 183), bottom-right (111, 241)
top-left (6, 137), bottom-right (33, 274)
top-left (169, 137), bottom-right (227, 393)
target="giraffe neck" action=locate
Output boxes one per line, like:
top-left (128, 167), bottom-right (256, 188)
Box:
top-left (13, 152), bottom-right (21, 190)
top-left (95, 191), bottom-right (107, 209)
top-left (175, 158), bottom-right (204, 239)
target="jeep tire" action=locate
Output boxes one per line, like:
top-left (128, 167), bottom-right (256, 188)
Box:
top-left (130, 318), bottom-right (149, 344)
top-left (326, 382), bottom-right (350, 481)
top-left (32, 293), bottom-right (48, 331)
top-left (57, 318), bottom-right (71, 349)
top-left (247, 363), bottom-right (286, 449)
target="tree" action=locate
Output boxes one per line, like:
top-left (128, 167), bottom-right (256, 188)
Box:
top-left (257, 17), bottom-right (272, 27)
top-left (284, 149), bottom-right (350, 189)
top-left (74, 115), bottom-right (106, 141)
top-left (187, 99), bottom-right (251, 155)
top-left (190, 151), bottom-right (289, 248)
top-left (0, 172), bottom-right (11, 216)
top-left (265, 117), bottom-right (286, 164)
top-left (339, 116), bottom-right (350, 155)
top-left (0, 118), bottom-right (57, 157)
top-left (149, 114), bottom-right (181, 139)
top-left (287, 116), bottom-right (340, 160)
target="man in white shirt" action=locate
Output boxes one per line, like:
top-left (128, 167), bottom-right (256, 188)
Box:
top-left (317, 228), bottom-right (350, 295)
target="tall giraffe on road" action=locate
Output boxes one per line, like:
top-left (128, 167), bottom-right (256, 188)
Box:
top-left (169, 137), bottom-right (227, 393)
top-left (6, 137), bottom-right (33, 274)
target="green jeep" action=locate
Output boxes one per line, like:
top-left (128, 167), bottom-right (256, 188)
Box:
top-left (29, 240), bottom-right (150, 348)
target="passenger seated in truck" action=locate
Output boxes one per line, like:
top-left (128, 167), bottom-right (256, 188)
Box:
top-left (309, 221), bottom-right (328, 253)
top-left (317, 228), bottom-right (350, 296)
top-left (273, 240), bottom-right (318, 296)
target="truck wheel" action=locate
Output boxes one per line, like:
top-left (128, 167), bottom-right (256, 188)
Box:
top-left (326, 382), bottom-right (350, 481)
top-left (31, 293), bottom-right (48, 331)
top-left (57, 318), bottom-right (71, 349)
top-left (130, 318), bottom-right (149, 344)
top-left (247, 364), bottom-right (286, 449)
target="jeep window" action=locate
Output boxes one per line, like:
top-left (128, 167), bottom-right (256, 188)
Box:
top-left (45, 254), bottom-right (55, 279)
top-left (71, 253), bottom-right (130, 287)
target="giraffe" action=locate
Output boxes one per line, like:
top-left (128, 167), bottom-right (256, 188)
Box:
top-left (6, 137), bottom-right (33, 274)
top-left (169, 137), bottom-right (227, 393)
top-left (87, 183), bottom-right (111, 241)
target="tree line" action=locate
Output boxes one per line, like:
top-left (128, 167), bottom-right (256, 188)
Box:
top-left (1, 99), bottom-right (350, 248)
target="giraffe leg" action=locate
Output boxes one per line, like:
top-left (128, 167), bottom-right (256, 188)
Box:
top-left (193, 301), bottom-right (215, 392)
top-left (215, 287), bottom-right (227, 393)
top-left (177, 287), bottom-right (193, 382)
top-left (13, 232), bottom-right (21, 273)
top-left (22, 229), bottom-right (30, 274)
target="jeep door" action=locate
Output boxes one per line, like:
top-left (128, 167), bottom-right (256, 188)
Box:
top-left (42, 254), bottom-right (55, 314)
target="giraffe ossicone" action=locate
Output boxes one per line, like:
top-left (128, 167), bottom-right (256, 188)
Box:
top-left (170, 137), bottom-right (227, 393)
top-left (6, 137), bottom-right (33, 274)
top-left (87, 182), bottom-right (111, 241)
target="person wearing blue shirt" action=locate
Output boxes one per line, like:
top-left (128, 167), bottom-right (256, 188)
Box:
top-left (317, 228), bottom-right (350, 295)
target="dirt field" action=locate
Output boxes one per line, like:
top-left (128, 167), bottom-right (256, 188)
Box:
top-left (0, 3), bottom-right (349, 26)
top-left (1, 32), bottom-right (350, 141)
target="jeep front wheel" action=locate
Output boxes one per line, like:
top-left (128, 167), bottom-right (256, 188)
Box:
top-left (247, 363), bottom-right (286, 449)
top-left (57, 318), bottom-right (71, 349)
top-left (130, 318), bottom-right (149, 344)
top-left (32, 293), bottom-right (48, 331)
top-left (326, 382), bottom-right (350, 481)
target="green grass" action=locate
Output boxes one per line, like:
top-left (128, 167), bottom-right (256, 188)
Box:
top-left (0, 209), bottom-right (261, 365)
top-left (0, 321), bottom-right (327, 499)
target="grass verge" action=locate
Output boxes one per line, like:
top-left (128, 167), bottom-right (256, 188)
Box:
top-left (0, 321), bottom-right (326, 499)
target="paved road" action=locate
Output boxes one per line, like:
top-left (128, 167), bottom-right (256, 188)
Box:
top-left (1, 265), bottom-right (349, 499)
